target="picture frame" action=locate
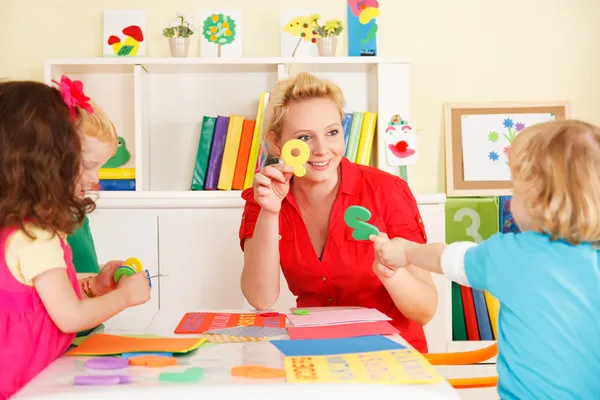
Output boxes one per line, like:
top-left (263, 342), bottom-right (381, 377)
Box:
top-left (444, 101), bottom-right (570, 197)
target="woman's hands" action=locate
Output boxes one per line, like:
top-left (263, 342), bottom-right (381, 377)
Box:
top-left (253, 163), bottom-right (295, 214)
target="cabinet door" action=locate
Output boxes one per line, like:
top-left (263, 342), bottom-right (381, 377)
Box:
top-left (87, 209), bottom-right (159, 331)
top-left (158, 209), bottom-right (247, 312)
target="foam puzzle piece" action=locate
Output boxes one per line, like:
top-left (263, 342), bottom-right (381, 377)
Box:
top-left (282, 139), bottom-right (310, 177)
top-left (231, 365), bottom-right (285, 379)
top-left (128, 355), bottom-right (178, 368)
top-left (159, 367), bottom-right (204, 383)
top-left (74, 375), bottom-right (132, 385)
top-left (85, 357), bottom-right (129, 370)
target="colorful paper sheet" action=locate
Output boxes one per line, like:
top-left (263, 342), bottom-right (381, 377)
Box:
top-left (65, 334), bottom-right (206, 356)
top-left (286, 308), bottom-right (391, 327)
top-left (270, 335), bottom-right (404, 357)
top-left (175, 312), bottom-right (286, 334)
top-left (205, 326), bottom-right (288, 337)
top-left (287, 321), bottom-right (399, 340)
top-left (199, 334), bottom-right (272, 343)
top-left (284, 348), bottom-right (443, 384)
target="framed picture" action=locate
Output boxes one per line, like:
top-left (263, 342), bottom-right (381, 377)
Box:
top-left (444, 101), bottom-right (570, 196)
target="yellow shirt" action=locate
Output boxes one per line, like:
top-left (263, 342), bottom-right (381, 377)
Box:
top-left (5, 225), bottom-right (66, 286)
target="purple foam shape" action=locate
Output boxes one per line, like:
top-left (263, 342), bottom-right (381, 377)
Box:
top-left (85, 357), bottom-right (129, 370)
top-left (74, 375), bottom-right (132, 385)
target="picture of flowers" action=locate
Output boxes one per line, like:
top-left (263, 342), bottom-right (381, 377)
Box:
top-left (347, 0), bottom-right (379, 56)
top-left (199, 10), bottom-right (242, 58)
top-left (460, 112), bottom-right (556, 182)
top-left (280, 10), bottom-right (319, 57)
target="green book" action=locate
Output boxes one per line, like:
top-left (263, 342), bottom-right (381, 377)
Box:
top-left (191, 116), bottom-right (216, 190)
top-left (452, 282), bottom-right (468, 341)
top-left (345, 111), bottom-right (363, 162)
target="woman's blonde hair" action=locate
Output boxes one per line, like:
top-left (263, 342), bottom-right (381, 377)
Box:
top-left (509, 119), bottom-right (600, 245)
top-left (261, 72), bottom-right (344, 159)
top-left (76, 100), bottom-right (118, 152)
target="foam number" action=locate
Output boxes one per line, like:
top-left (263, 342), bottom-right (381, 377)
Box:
top-left (281, 139), bottom-right (310, 177)
top-left (453, 208), bottom-right (483, 243)
top-left (344, 205), bottom-right (379, 240)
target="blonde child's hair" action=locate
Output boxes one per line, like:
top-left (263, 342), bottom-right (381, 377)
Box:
top-left (76, 100), bottom-right (118, 151)
top-left (261, 72), bottom-right (345, 159)
top-left (509, 119), bottom-right (600, 245)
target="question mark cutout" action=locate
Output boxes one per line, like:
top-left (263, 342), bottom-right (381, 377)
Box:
top-left (282, 139), bottom-right (310, 177)
top-left (344, 205), bottom-right (379, 240)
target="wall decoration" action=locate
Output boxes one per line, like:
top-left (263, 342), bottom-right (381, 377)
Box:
top-left (103, 10), bottom-right (146, 57)
top-left (280, 10), bottom-right (319, 57)
top-left (444, 101), bottom-right (569, 196)
top-left (199, 10), bottom-right (242, 58)
top-left (347, 0), bottom-right (379, 56)
top-left (385, 114), bottom-right (418, 166)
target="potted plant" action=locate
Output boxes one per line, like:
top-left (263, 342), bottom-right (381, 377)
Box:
top-left (310, 14), bottom-right (344, 57)
top-left (162, 12), bottom-right (194, 57)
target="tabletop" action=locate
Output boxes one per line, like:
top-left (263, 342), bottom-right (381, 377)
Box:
top-left (14, 309), bottom-right (460, 399)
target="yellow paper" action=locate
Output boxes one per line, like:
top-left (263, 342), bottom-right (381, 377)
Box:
top-left (284, 348), bottom-right (442, 385)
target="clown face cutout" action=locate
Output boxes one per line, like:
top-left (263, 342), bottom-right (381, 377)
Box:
top-left (385, 114), bottom-right (418, 166)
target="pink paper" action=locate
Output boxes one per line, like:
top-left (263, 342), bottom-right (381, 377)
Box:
top-left (286, 308), bottom-right (391, 327)
top-left (287, 321), bottom-right (399, 340)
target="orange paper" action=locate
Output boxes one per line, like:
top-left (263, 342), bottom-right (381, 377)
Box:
top-left (66, 333), bottom-right (206, 356)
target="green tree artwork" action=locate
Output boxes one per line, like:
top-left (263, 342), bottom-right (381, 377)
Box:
top-left (202, 13), bottom-right (237, 57)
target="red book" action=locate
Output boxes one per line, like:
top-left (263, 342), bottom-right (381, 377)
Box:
top-left (460, 286), bottom-right (480, 340)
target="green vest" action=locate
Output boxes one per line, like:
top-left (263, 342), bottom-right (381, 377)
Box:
top-left (68, 215), bottom-right (102, 337)
top-left (67, 216), bottom-right (100, 274)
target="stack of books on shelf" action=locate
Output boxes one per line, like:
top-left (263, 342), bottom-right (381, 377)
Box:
top-left (190, 92), bottom-right (379, 191)
top-left (448, 196), bottom-right (520, 341)
top-left (93, 168), bottom-right (136, 191)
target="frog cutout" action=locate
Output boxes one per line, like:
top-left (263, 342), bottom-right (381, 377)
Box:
top-left (102, 136), bottom-right (131, 168)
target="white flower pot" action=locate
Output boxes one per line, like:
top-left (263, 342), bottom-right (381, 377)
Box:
top-left (317, 36), bottom-right (338, 57)
top-left (169, 37), bottom-right (190, 57)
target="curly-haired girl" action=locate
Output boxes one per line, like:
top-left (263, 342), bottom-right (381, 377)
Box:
top-left (0, 79), bottom-right (150, 398)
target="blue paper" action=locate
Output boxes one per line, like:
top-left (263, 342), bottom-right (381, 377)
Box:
top-left (121, 352), bottom-right (173, 359)
top-left (270, 335), bottom-right (405, 357)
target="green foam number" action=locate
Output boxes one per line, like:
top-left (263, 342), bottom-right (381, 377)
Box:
top-left (344, 205), bottom-right (379, 241)
top-left (113, 266), bottom-right (135, 283)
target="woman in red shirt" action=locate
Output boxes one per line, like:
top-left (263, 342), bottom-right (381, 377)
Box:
top-left (238, 72), bottom-right (437, 353)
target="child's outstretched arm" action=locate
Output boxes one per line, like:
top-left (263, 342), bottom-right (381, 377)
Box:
top-left (34, 268), bottom-right (151, 333)
top-left (371, 234), bottom-right (476, 287)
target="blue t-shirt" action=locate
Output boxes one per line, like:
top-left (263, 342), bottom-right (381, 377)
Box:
top-left (464, 231), bottom-right (600, 400)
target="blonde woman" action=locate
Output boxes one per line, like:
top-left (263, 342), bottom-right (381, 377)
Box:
top-left (239, 72), bottom-right (437, 353)
top-left (371, 119), bottom-right (600, 398)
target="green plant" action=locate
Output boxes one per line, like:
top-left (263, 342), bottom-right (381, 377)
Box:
top-left (310, 14), bottom-right (344, 37)
top-left (162, 12), bottom-right (194, 38)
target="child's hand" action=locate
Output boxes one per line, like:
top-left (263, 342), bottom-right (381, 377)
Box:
top-left (93, 260), bottom-right (123, 296)
top-left (117, 272), bottom-right (151, 307)
top-left (369, 232), bottom-right (408, 270)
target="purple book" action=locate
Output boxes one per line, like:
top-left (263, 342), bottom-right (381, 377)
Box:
top-left (204, 116), bottom-right (230, 190)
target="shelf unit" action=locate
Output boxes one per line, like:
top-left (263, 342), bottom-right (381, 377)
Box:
top-left (43, 56), bottom-right (410, 198)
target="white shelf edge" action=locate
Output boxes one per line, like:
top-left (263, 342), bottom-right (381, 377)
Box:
top-left (43, 56), bottom-right (410, 66)
top-left (86, 191), bottom-right (445, 210)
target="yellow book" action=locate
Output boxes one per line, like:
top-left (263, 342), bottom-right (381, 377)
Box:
top-left (217, 115), bottom-right (245, 190)
top-left (355, 111), bottom-right (378, 165)
top-left (484, 290), bottom-right (500, 340)
top-left (98, 168), bottom-right (135, 180)
top-left (243, 92), bottom-right (270, 190)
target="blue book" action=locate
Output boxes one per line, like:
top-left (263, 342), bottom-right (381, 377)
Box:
top-left (99, 179), bottom-right (136, 191)
top-left (472, 289), bottom-right (493, 340)
top-left (342, 112), bottom-right (353, 155)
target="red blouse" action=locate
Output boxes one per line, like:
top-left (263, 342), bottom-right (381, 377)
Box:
top-left (239, 158), bottom-right (429, 352)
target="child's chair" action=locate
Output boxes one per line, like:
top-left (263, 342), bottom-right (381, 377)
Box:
top-left (424, 343), bottom-right (498, 389)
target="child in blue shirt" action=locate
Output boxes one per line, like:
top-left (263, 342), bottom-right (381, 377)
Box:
top-left (370, 119), bottom-right (600, 399)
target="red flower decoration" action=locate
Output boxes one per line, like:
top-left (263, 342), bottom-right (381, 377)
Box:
top-left (52, 75), bottom-right (94, 121)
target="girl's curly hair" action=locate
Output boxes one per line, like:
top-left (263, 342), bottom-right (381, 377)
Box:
top-left (0, 80), bottom-right (95, 238)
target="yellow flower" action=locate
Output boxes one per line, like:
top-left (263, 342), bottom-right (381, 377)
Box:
top-left (325, 20), bottom-right (339, 32)
top-left (359, 7), bottom-right (379, 24)
top-left (309, 13), bottom-right (320, 22)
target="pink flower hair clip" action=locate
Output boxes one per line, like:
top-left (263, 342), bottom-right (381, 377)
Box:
top-left (52, 75), bottom-right (94, 121)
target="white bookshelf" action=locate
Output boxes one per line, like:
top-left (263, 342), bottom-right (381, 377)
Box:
top-left (44, 56), bottom-right (410, 197)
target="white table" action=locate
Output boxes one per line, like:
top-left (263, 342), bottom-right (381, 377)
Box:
top-left (14, 309), bottom-right (460, 399)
